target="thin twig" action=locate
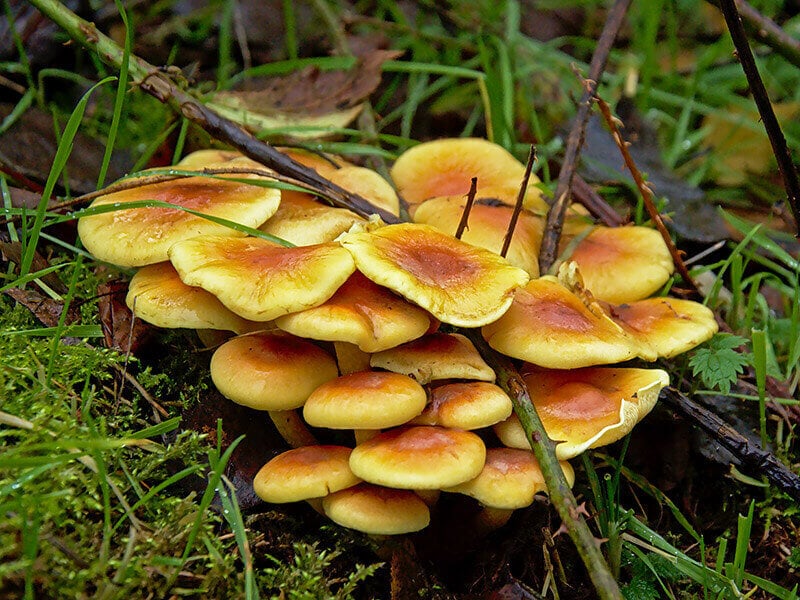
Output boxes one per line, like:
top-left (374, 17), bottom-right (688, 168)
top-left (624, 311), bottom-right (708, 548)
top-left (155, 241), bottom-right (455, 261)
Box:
top-left (454, 177), bottom-right (478, 239)
top-left (26, 0), bottom-right (400, 225)
top-left (538, 0), bottom-right (632, 274)
top-left (467, 332), bottom-right (623, 600)
top-left (593, 95), bottom-right (700, 295)
top-left (501, 146), bottom-right (535, 258)
top-left (717, 0), bottom-right (800, 235)
top-left (660, 387), bottom-right (800, 500)
top-left (571, 174), bottom-right (626, 227)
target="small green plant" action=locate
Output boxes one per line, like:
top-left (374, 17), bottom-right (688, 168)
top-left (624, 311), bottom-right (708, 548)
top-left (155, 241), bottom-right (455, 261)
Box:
top-left (688, 333), bottom-right (751, 394)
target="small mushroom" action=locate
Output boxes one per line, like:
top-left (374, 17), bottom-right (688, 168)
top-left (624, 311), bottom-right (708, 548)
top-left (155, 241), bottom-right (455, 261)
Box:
top-left (210, 331), bottom-right (339, 411)
top-left (322, 483), bottom-right (430, 535)
top-left (303, 371), bottom-right (427, 430)
top-left (328, 166), bottom-right (400, 217)
top-left (275, 272), bottom-right (431, 353)
top-left (341, 223), bottom-right (529, 327)
top-left (410, 382), bottom-right (512, 430)
top-left (370, 332), bottom-right (496, 385)
top-left (253, 445), bottom-right (361, 504)
top-left (259, 191), bottom-right (364, 246)
top-left (349, 425), bottom-right (486, 489)
top-left (168, 235), bottom-right (356, 321)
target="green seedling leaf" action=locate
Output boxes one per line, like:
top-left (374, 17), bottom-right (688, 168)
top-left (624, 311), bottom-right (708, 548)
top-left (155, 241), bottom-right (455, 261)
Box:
top-left (688, 333), bottom-right (751, 393)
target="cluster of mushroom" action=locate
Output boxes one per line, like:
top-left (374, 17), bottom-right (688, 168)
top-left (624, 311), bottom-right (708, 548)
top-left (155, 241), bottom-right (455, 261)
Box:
top-left (77, 138), bottom-right (718, 536)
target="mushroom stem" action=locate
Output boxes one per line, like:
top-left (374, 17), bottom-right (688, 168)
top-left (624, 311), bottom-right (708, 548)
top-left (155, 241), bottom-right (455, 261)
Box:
top-left (354, 429), bottom-right (378, 445)
top-left (473, 507), bottom-right (514, 536)
top-left (334, 342), bottom-right (371, 375)
top-left (268, 410), bottom-right (318, 448)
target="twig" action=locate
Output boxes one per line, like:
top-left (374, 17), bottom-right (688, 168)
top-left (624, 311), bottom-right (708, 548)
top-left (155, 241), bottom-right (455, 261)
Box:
top-left (593, 96), bottom-right (700, 295)
top-left (501, 146), bottom-right (535, 258)
top-left (660, 387), bottom-right (800, 501)
top-left (717, 0), bottom-right (800, 236)
top-left (571, 174), bottom-right (626, 227)
top-left (25, 0), bottom-right (401, 225)
top-left (467, 332), bottom-right (623, 600)
top-left (538, 0), bottom-right (632, 274)
top-left (704, 0), bottom-right (800, 69)
top-left (454, 177), bottom-right (478, 240)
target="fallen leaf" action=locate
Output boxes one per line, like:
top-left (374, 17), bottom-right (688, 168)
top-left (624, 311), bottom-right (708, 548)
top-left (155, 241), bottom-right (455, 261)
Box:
top-left (578, 98), bottom-right (729, 243)
top-left (97, 280), bottom-right (152, 354)
top-left (208, 50), bottom-right (402, 137)
top-left (3, 287), bottom-right (80, 328)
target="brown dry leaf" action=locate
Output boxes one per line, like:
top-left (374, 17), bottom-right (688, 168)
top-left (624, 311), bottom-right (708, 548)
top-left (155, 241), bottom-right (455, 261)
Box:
top-left (1, 240), bottom-right (69, 295)
top-left (3, 287), bottom-right (80, 328)
top-left (208, 50), bottom-right (401, 136)
top-left (97, 280), bottom-right (152, 353)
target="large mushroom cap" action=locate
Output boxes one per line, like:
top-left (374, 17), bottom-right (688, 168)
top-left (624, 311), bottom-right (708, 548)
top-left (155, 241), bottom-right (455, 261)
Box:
top-left (481, 276), bottom-right (649, 368)
top-left (253, 445), bottom-right (361, 503)
top-left (303, 371), bottom-right (427, 430)
top-left (562, 226), bottom-right (675, 304)
top-left (328, 166), bottom-right (400, 217)
top-left (390, 138), bottom-right (547, 214)
top-left (169, 235), bottom-right (356, 321)
top-left (494, 366), bottom-right (669, 459)
top-left (77, 169), bottom-right (281, 267)
top-left (340, 223), bottom-right (530, 327)
top-left (275, 271), bottom-right (431, 353)
top-left (412, 197), bottom-right (544, 276)
top-left (210, 331), bottom-right (339, 410)
top-left (349, 425), bottom-right (486, 489)
top-left (323, 483), bottom-right (430, 535)
top-left (444, 448), bottom-right (574, 509)
top-left (125, 262), bottom-right (254, 333)
top-left (607, 297), bottom-right (719, 358)
top-left (411, 382), bottom-right (513, 430)
top-left (370, 333), bottom-right (496, 385)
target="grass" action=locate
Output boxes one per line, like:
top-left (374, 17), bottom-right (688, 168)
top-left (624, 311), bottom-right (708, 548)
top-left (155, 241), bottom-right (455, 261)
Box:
top-left (2, 0), bottom-right (799, 598)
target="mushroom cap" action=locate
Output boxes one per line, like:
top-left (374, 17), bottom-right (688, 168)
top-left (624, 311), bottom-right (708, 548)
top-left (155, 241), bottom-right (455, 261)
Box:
top-left (169, 235), bottom-right (356, 321)
top-left (607, 297), bottom-right (719, 358)
top-left (77, 169), bottom-right (281, 267)
top-left (323, 483), bottom-right (430, 535)
top-left (328, 166), bottom-right (400, 217)
top-left (562, 226), bottom-right (675, 304)
top-left (370, 333), bottom-right (496, 385)
top-left (125, 262), bottom-right (254, 333)
top-left (444, 448), bottom-right (574, 509)
top-left (390, 138), bottom-right (547, 214)
top-left (259, 191), bottom-right (364, 246)
top-left (494, 366), bottom-right (669, 459)
top-left (175, 149), bottom-right (247, 168)
top-left (340, 223), bottom-right (530, 327)
top-left (481, 276), bottom-right (649, 368)
top-left (280, 147), bottom-right (351, 177)
top-left (349, 425), bottom-right (486, 489)
top-left (210, 332), bottom-right (339, 410)
top-left (253, 445), bottom-right (361, 503)
top-left (412, 197), bottom-right (544, 276)
top-left (411, 382), bottom-right (512, 430)
top-left (303, 371), bottom-right (427, 430)
top-left (275, 271), bottom-right (431, 352)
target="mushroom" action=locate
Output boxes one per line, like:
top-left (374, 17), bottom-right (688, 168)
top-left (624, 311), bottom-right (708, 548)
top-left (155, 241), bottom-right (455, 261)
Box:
top-left (560, 225), bottom-right (675, 304)
top-left (349, 425), bottom-right (486, 489)
top-left (258, 191), bottom-right (364, 246)
top-left (77, 165), bottom-right (281, 267)
top-left (274, 271), bottom-right (432, 353)
top-left (389, 138), bottom-right (548, 215)
top-left (253, 445), bottom-right (361, 504)
top-left (412, 196), bottom-right (544, 276)
top-left (494, 366), bottom-right (669, 460)
top-left (168, 235), bottom-right (356, 321)
top-left (125, 262), bottom-right (260, 334)
top-left (410, 382), bottom-right (513, 430)
top-left (303, 371), bottom-right (427, 430)
top-left (322, 483), bottom-right (430, 535)
top-left (328, 166), bottom-right (400, 217)
top-left (210, 331), bottom-right (339, 412)
top-left (481, 275), bottom-right (649, 368)
top-left (340, 223), bottom-right (529, 327)
top-left (370, 332), bottom-right (496, 385)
